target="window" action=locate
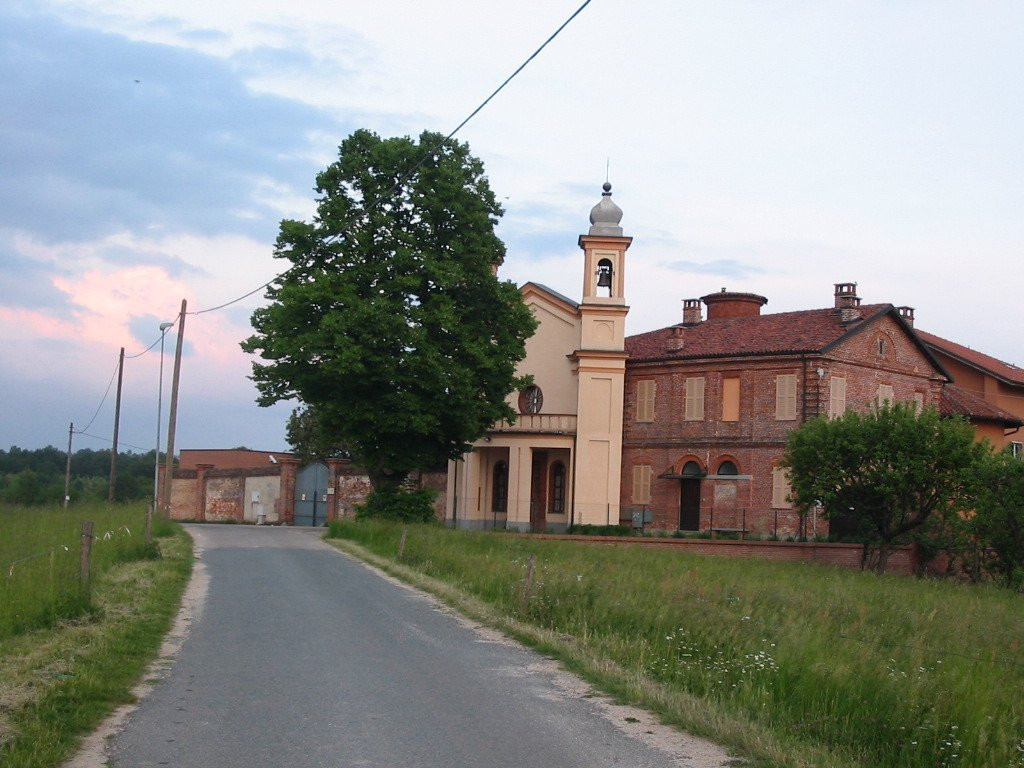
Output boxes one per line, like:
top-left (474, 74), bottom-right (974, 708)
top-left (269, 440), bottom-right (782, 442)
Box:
top-left (684, 377), bottom-right (705, 421)
top-left (717, 460), bottom-right (738, 476)
top-left (632, 464), bottom-right (653, 504)
top-left (491, 461), bottom-right (508, 513)
top-left (775, 374), bottom-right (797, 420)
top-left (913, 391), bottom-right (925, 413)
top-left (549, 461), bottom-right (566, 514)
top-left (722, 377), bottom-right (740, 421)
top-left (876, 384), bottom-right (894, 406)
top-left (636, 380), bottom-right (656, 422)
top-left (829, 377), bottom-right (847, 419)
top-left (772, 467), bottom-right (793, 509)
top-left (1011, 442), bottom-right (1023, 460)
top-left (519, 385), bottom-right (543, 414)
top-left (876, 337), bottom-right (887, 357)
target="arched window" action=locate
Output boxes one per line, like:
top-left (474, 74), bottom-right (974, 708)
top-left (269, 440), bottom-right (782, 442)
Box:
top-left (681, 461), bottom-right (704, 477)
top-left (717, 460), bottom-right (738, 476)
top-left (492, 461), bottom-right (508, 513)
top-left (549, 461), bottom-right (566, 514)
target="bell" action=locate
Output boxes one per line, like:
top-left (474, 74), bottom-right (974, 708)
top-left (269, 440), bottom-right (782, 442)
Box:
top-left (596, 265), bottom-right (613, 288)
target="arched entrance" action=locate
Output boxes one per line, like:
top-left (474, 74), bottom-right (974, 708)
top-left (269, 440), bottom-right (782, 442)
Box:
top-left (679, 460), bottom-right (704, 531)
top-left (294, 462), bottom-right (329, 526)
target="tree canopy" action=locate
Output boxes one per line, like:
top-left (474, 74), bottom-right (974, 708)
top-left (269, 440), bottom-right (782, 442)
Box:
top-left (242, 129), bottom-right (536, 490)
top-left (782, 403), bottom-right (987, 572)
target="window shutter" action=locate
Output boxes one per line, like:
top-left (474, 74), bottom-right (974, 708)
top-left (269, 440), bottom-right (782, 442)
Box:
top-left (829, 377), bottom-right (847, 419)
top-left (775, 375), bottom-right (797, 420)
top-left (877, 384), bottom-right (894, 406)
top-left (722, 377), bottom-right (740, 421)
top-left (632, 465), bottom-right (652, 504)
top-left (685, 377), bottom-right (705, 421)
top-left (636, 380), bottom-right (656, 422)
top-left (772, 467), bottom-right (792, 509)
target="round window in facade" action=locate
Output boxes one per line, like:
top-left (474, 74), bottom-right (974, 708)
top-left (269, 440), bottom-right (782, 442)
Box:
top-left (519, 385), bottom-right (543, 414)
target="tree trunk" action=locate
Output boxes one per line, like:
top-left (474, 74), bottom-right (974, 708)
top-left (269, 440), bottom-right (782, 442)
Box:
top-left (874, 541), bottom-right (891, 574)
top-left (367, 467), bottom-right (409, 493)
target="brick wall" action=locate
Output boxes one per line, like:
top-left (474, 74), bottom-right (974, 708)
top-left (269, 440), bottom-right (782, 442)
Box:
top-left (518, 533), bottom-right (916, 575)
top-left (621, 314), bottom-right (945, 536)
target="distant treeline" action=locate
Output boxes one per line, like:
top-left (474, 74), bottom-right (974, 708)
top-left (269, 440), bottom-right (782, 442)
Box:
top-left (0, 446), bottom-right (170, 506)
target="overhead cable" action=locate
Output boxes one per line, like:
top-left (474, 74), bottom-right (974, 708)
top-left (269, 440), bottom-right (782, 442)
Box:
top-left (185, 0), bottom-right (596, 316)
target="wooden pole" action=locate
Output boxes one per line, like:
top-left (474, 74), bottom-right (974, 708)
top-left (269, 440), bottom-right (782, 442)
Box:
top-left (80, 521), bottom-right (93, 598)
top-left (160, 300), bottom-right (187, 517)
top-left (108, 347), bottom-right (124, 502)
top-left (398, 527), bottom-right (408, 560)
top-left (145, 501), bottom-right (154, 546)
top-left (63, 421), bottom-right (74, 509)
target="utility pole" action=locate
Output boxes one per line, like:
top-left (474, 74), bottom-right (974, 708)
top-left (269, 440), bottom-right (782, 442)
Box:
top-left (108, 346), bottom-right (125, 502)
top-left (160, 300), bottom-right (187, 516)
top-left (63, 421), bottom-right (74, 509)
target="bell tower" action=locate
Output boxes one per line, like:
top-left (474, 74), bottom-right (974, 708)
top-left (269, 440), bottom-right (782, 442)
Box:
top-left (572, 183), bottom-right (631, 525)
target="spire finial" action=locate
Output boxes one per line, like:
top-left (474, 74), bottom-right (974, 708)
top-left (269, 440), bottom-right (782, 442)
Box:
top-left (588, 181), bottom-right (623, 236)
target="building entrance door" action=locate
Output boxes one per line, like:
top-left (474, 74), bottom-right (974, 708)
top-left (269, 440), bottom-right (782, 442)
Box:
top-left (294, 463), bottom-right (328, 526)
top-left (679, 478), bottom-right (701, 531)
top-left (530, 450), bottom-right (548, 532)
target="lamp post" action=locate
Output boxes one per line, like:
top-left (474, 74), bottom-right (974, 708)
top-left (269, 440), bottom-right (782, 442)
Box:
top-left (152, 321), bottom-right (173, 510)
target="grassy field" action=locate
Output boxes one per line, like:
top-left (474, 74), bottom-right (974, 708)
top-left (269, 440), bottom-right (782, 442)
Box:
top-left (329, 519), bottom-right (1024, 768)
top-left (0, 502), bottom-right (175, 639)
top-left (0, 503), bottom-right (190, 768)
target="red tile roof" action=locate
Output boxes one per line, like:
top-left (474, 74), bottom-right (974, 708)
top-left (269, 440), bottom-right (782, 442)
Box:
top-left (939, 384), bottom-right (1024, 427)
top-left (626, 304), bottom-right (892, 361)
top-left (916, 330), bottom-right (1024, 386)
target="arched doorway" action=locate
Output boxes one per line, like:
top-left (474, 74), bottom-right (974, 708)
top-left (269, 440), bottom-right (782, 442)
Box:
top-left (679, 460), bottom-right (704, 531)
top-left (294, 462), bottom-right (328, 526)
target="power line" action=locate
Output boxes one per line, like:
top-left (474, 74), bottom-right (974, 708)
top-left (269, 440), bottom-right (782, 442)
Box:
top-left (73, 429), bottom-right (151, 453)
top-left (78, 355), bottom-right (120, 433)
top-left (185, 0), bottom-right (595, 317)
top-left (125, 317), bottom-right (178, 359)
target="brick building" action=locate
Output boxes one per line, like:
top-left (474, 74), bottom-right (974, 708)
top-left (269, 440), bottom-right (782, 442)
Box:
top-left (914, 329), bottom-right (1024, 450)
top-left (620, 284), bottom-right (951, 537)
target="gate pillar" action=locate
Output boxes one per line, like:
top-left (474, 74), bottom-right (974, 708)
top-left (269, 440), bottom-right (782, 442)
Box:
top-left (325, 458), bottom-right (347, 522)
top-left (279, 458), bottom-right (300, 525)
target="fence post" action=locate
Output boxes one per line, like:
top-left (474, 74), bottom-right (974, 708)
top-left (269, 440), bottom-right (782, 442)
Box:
top-left (80, 521), bottom-right (94, 599)
top-left (397, 527), bottom-right (408, 560)
top-left (145, 502), bottom-right (154, 546)
top-left (520, 553), bottom-right (537, 613)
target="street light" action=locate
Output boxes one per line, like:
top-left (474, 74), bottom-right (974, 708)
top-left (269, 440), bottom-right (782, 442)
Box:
top-left (153, 321), bottom-right (174, 510)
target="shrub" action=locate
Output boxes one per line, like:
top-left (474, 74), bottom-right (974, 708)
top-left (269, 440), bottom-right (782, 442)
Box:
top-left (566, 523), bottom-right (632, 536)
top-left (355, 487), bottom-right (438, 523)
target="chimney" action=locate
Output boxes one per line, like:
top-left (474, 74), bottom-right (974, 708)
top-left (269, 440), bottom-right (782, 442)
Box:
top-left (682, 299), bottom-right (702, 326)
top-left (667, 325), bottom-right (685, 352)
top-left (701, 289), bottom-right (768, 321)
top-left (834, 282), bottom-right (861, 323)
top-left (897, 306), bottom-right (915, 327)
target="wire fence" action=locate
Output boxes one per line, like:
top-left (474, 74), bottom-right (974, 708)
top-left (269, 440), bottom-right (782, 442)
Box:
top-left (0, 504), bottom-right (156, 639)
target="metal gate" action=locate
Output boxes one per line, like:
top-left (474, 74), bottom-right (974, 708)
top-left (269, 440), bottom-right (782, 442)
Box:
top-left (294, 462), bottom-right (329, 526)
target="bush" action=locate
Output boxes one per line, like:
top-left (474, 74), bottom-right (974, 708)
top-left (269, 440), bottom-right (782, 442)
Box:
top-left (566, 523), bottom-right (632, 536)
top-left (355, 487), bottom-right (438, 523)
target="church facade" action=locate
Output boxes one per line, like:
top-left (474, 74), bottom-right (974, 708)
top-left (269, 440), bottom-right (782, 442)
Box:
top-left (445, 184), bottom-right (631, 531)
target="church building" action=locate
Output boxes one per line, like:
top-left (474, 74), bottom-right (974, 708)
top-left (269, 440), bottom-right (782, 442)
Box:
top-left (445, 184), bottom-right (631, 531)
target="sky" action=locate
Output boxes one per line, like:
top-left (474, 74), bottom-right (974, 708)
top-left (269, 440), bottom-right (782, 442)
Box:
top-left (1, 0), bottom-right (1022, 455)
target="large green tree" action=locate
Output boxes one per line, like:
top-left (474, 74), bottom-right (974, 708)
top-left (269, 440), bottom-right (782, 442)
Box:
top-left (971, 449), bottom-right (1024, 589)
top-left (782, 403), bottom-right (987, 572)
top-left (242, 129), bottom-right (536, 491)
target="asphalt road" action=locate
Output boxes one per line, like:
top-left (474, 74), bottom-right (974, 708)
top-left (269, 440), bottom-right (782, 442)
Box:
top-left (107, 524), bottom-right (730, 768)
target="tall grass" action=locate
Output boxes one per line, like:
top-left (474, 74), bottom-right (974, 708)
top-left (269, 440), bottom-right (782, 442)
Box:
top-left (329, 519), bottom-right (1024, 768)
top-left (0, 502), bottom-right (163, 639)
